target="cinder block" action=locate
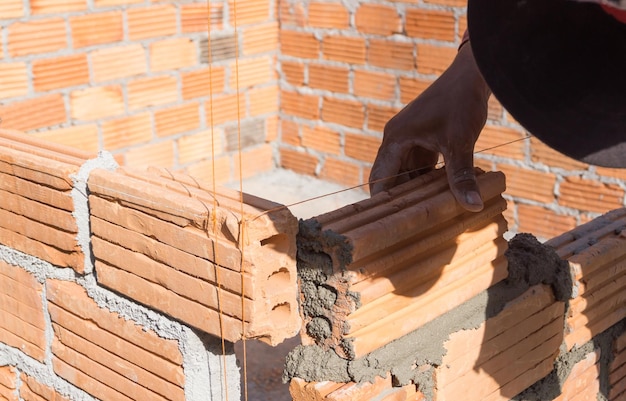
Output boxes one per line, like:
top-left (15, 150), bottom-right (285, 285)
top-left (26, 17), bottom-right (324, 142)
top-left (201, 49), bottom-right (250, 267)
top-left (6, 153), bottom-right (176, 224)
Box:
top-left (297, 168), bottom-right (508, 359)
top-left (88, 167), bottom-right (301, 345)
top-left (46, 279), bottom-right (185, 401)
top-left (546, 208), bottom-right (626, 350)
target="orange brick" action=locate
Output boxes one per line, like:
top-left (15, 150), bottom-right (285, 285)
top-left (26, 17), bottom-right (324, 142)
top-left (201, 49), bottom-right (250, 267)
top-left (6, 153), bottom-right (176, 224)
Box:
top-left (102, 113), bottom-right (151, 150)
top-left (178, 130), bottom-right (224, 164)
top-left (355, 4), bottom-right (401, 35)
top-left (0, 62), bottom-right (28, 98)
top-left (229, 56), bottom-right (273, 89)
top-left (0, 0), bottom-right (23, 18)
top-left (516, 204), bottom-right (577, 240)
top-left (399, 76), bottom-right (433, 104)
top-left (301, 125), bottom-right (341, 155)
top-left (354, 70), bottom-right (396, 101)
top-left (21, 375), bottom-right (71, 401)
top-left (181, 66), bottom-right (226, 100)
top-left (32, 54), bottom-right (89, 91)
top-left (458, 15), bottom-right (468, 42)
top-left (202, 34), bottom-right (237, 63)
top-left (8, 18), bottom-right (67, 56)
top-left (487, 96), bottom-right (504, 122)
top-left (345, 132), bottom-right (381, 163)
top-left (281, 30), bottom-right (320, 59)
top-left (205, 93), bottom-right (246, 126)
top-left (281, 90), bottom-right (320, 120)
top-left (0, 170), bottom-right (74, 211)
top-left (368, 39), bottom-right (415, 71)
top-left (229, 0), bottom-right (270, 25)
top-left (308, 63), bottom-right (349, 93)
top-left (127, 5), bottom-right (177, 40)
top-left (93, 0), bottom-right (142, 6)
top-left (266, 115), bottom-right (279, 142)
top-left (150, 38), bottom-right (197, 72)
top-left (281, 61), bottom-right (305, 85)
top-left (309, 2), bottom-right (350, 29)
top-left (475, 124), bottom-right (527, 160)
top-left (555, 352), bottom-right (600, 401)
top-left (321, 157), bottom-right (362, 187)
top-left (249, 85), bottom-right (279, 116)
top-left (127, 75), bottom-right (178, 110)
top-left (70, 86), bottom-right (124, 121)
top-left (596, 166), bottom-right (626, 181)
top-left (184, 156), bottom-right (232, 185)
top-left (496, 163), bottom-right (556, 204)
top-left (238, 143), bottom-right (275, 178)
top-left (154, 103), bottom-right (200, 138)
top-left (31, 0), bottom-right (85, 13)
top-left (242, 22), bottom-right (278, 55)
top-left (424, 0), bottom-right (466, 5)
top-left (181, 3), bottom-right (223, 33)
top-left (406, 9), bottom-right (456, 41)
top-left (416, 43), bottom-right (456, 75)
top-left (125, 141), bottom-right (174, 168)
top-left (530, 136), bottom-right (589, 171)
top-left (91, 44), bottom-right (146, 82)
top-left (559, 176), bottom-right (624, 213)
top-left (70, 11), bottom-right (123, 48)
top-left (322, 97), bottom-right (365, 129)
top-left (32, 125), bottom-right (99, 153)
top-left (0, 365), bottom-right (17, 401)
top-left (280, 147), bottom-right (318, 175)
top-left (0, 94), bottom-right (66, 131)
top-left (367, 104), bottom-right (400, 132)
top-left (0, 226), bottom-right (82, 270)
top-left (281, 120), bottom-right (301, 146)
top-left (323, 35), bottom-right (366, 64)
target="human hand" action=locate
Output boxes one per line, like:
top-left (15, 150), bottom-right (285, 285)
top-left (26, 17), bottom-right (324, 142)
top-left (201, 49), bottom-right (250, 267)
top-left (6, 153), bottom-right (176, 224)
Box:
top-left (369, 44), bottom-right (491, 212)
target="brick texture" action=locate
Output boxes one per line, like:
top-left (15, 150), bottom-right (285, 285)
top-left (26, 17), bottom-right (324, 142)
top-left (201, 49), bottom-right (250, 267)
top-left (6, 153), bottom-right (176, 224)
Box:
top-left (0, 366), bottom-right (17, 401)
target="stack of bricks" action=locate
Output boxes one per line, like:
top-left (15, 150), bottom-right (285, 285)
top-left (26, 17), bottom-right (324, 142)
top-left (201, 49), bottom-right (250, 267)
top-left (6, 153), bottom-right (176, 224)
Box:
top-left (0, 132), bottom-right (302, 400)
top-left (0, 0), bottom-right (278, 185)
top-left (610, 332), bottom-right (626, 400)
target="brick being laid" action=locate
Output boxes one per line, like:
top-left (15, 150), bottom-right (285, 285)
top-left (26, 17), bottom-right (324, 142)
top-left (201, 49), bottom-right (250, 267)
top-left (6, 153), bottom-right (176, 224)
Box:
top-left (87, 166), bottom-right (301, 345)
top-left (297, 168), bottom-right (508, 359)
top-left (545, 208), bottom-right (626, 350)
top-left (0, 129), bottom-right (93, 272)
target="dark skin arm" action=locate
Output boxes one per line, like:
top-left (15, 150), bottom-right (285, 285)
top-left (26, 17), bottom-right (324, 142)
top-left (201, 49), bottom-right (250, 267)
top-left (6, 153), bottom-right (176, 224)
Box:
top-left (369, 43), bottom-right (491, 212)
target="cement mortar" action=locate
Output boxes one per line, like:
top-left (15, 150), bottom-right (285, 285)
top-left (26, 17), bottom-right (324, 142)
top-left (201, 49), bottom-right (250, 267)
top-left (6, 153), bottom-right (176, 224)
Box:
top-left (287, 232), bottom-right (575, 398)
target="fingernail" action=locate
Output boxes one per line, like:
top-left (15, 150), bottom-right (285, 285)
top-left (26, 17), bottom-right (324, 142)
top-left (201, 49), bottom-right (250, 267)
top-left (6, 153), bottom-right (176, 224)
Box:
top-left (465, 191), bottom-right (482, 206)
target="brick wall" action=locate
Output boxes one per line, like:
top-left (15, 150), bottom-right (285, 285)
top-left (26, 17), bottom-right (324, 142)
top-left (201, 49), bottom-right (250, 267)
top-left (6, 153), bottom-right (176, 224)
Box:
top-left (0, 0), bottom-right (278, 186)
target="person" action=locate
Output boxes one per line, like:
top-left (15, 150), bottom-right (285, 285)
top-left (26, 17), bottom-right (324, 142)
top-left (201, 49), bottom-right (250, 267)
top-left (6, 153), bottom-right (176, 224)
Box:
top-left (369, 0), bottom-right (626, 212)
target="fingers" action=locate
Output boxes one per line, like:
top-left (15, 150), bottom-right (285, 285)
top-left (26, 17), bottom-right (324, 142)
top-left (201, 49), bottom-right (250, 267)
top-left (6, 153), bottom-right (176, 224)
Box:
top-left (444, 151), bottom-right (484, 212)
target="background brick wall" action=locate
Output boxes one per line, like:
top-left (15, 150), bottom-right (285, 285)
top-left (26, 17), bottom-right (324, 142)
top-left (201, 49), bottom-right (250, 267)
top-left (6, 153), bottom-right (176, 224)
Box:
top-left (0, 0), bottom-right (278, 186)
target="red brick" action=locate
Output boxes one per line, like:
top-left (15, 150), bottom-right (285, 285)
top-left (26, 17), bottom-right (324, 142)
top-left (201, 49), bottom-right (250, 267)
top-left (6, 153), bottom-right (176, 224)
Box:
top-left (320, 157), bottom-right (362, 187)
top-left (181, 3), bottom-right (223, 33)
top-left (8, 18), bottom-right (67, 56)
top-left (406, 9), bottom-right (456, 41)
top-left (354, 70), bottom-right (396, 101)
top-left (249, 85), bottom-right (279, 116)
top-left (281, 61), bottom-right (305, 85)
top-left (0, 94), bottom-right (66, 131)
top-left (308, 64), bottom-right (349, 93)
top-left (367, 104), bottom-right (400, 132)
top-left (242, 22), bottom-right (278, 55)
top-left (496, 163), bottom-right (556, 203)
top-left (322, 97), bottom-right (365, 129)
top-left (0, 226), bottom-right (82, 270)
top-left (323, 36), bottom-right (366, 64)
top-left (530, 136), bottom-right (589, 171)
top-left (0, 188), bottom-right (76, 232)
top-left (0, 365), bottom-right (17, 401)
top-left (0, 170), bottom-right (73, 211)
top-left (156, 102), bottom-right (201, 138)
top-left (70, 12), bottom-right (123, 48)
top-left (53, 357), bottom-right (133, 401)
top-left (0, 62), bottom-right (28, 98)
top-left (517, 204), bottom-right (576, 240)
top-left (280, 147), bottom-right (318, 175)
top-left (229, 56), bottom-right (274, 89)
top-left (150, 38), bottom-right (197, 72)
top-left (345, 133), bottom-right (381, 163)
top-left (32, 125), bottom-right (99, 154)
top-left (416, 44), bottom-right (456, 75)
top-left (368, 39), bottom-right (415, 70)
top-left (71, 86), bottom-right (124, 121)
top-left (228, 0), bottom-right (270, 25)
top-left (308, 2), bottom-right (350, 29)
top-left (127, 76), bottom-right (178, 110)
top-left (124, 141), bottom-right (174, 168)
top-left (181, 66), bottom-right (226, 100)
top-left (91, 44), bottom-right (146, 82)
top-left (281, 90), bottom-right (320, 120)
top-left (20, 375), bottom-right (71, 401)
top-left (101, 112), bottom-right (151, 150)
top-left (399, 76), bottom-right (433, 104)
top-left (178, 130), bottom-right (223, 164)
top-left (0, 0), bottom-right (23, 18)
top-left (355, 4), bottom-right (401, 35)
top-left (127, 5), bottom-right (177, 40)
top-left (475, 124), bottom-right (527, 160)
top-left (301, 125), bottom-right (341, 155)
top-left (559, 176), bottom-right (624, 213)
top-left (32, 54), bottom-right (89, 91)
top-left (281, 30), bottom-right (320, 59)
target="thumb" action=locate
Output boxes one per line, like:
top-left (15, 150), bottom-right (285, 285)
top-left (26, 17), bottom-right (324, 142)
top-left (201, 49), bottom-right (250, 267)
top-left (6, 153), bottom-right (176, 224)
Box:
top-left (444, 149), bottom-right (484, 212)
top-left (369, 145), bottom-right (403, 196)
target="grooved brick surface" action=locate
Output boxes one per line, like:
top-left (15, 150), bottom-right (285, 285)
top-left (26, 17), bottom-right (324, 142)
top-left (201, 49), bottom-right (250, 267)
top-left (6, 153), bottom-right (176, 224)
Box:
top-left (0, 365), bottom-right (17, 401)
top-left (555, 351), bottom-right (600, 401)
top-left (87, 166), bottom-right (301, 344)
top-left (20, 375), bottom-right (71, 401)
top-left (610, 332), bottom-right (626, 400)
top-left (297, 168), bottom-right (508, 359)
